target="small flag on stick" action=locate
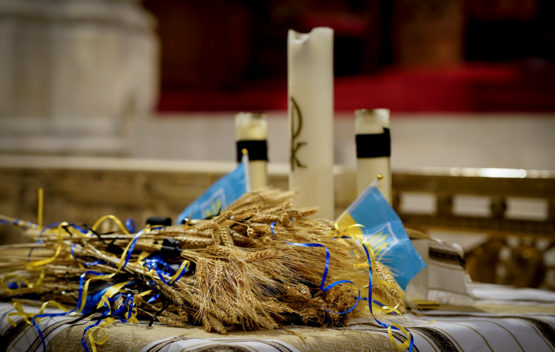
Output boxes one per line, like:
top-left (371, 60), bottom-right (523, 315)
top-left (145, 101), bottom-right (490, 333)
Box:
top-left (177, 154), bottom-right (250, 223)
top-left (336, 180), bottom-right (426, 289)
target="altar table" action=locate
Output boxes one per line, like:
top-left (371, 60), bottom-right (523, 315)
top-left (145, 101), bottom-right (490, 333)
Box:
top-left (1, 283), bottom-right (554, 352)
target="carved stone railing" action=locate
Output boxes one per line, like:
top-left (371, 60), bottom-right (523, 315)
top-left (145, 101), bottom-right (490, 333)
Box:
top-left (391, 167), bottom-right (555, 289)
top-left (1, 156), bottom-right (554, 288)
top-left (1, 157), bottom-right (553, 235)
top-left (392, 167), bottom-right (555, 238)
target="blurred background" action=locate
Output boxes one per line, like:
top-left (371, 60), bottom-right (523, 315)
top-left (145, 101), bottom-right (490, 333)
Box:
top-left (1, 0), bottom-right (554, 165)
top-left (0, 0), bottom-right (555, 289)
top-left (146, 0), bottom-right (555, 113)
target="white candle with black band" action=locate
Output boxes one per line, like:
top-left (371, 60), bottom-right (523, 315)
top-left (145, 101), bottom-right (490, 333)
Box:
top-left (235, 112), bottom-right (268, 191)
top-left (288, 27), bottom-right (334, 219)
top-left (355, 109), bottom-right (391, 203)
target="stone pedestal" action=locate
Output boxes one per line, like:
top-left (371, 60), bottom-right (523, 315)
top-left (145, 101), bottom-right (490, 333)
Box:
top-left (0, 0), bottom-right (158, 156)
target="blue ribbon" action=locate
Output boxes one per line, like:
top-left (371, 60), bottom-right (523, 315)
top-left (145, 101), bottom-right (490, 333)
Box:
top-left (80, 292), bottom-right (135, 352)
top-left (270, 223), bottom-right (360, 314)
top-left (76, 228), bottom-right (186, 351)
top-left (70, 244), bottom-right (102, 267)
top-left (270, 222), bottom-right (413, 352)
top-left (25, 226), bottom-right (186, 352)
top-left (147, 293), bottom-right (160, 303)
top-left (31, 309), bottom-right (76, 352)
top-left (72, 224), bottom-right (90, 235)
top-left (27, 222), bottom-right (61, 261)
top-left (81, 312), bottom-right (105, 352)
top-left (117, 294), bottom-right (136, 324)
top-left (0, 217), bottom-right (39, 228)
top-left (125, 219), bottom-right (136, 233)
top-left (142, 256), bottom-right (188, 286)
top-left (360, 242), bottom-right (414, 351)
top-left (121, 229), bottom-right (145, 268)
top-left (27, 229), bottom-right (147, 352)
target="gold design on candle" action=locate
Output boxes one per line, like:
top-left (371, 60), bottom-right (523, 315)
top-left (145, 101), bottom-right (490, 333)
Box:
top-left (290, 97), bottom-right (307, 171)
top-left (377, 174), bottom-right (384, 181)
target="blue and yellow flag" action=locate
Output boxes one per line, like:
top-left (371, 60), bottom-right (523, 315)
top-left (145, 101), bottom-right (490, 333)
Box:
top-left (177, 155), bottom-right (250, 223)
top-left (336, 181), bottom-right (425, 289)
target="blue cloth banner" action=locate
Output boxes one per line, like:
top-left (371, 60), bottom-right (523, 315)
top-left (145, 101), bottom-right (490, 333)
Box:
top-left (336, 181), bottom-right (425, 289)
top-left (177, 155), bottom-right (250, 223)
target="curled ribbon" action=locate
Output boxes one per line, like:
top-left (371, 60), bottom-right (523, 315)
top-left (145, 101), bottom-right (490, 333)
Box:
top-left (6, 301), bottom-right (75, 352)
top-left (359, 239), bottom-right (413, 351)
top-left (31, 215), bottom-right (129, 267)
top-left (271, 222), bottom-right (413, 352)
top-left (84, 283), bottom-right (153, 352)
top-left (140, 258), bottom-right (189, 286)
top-left (0, 269), bottom-right (45, 294)
top-left (125, 218), bottom-right (136, 233)
top-left (10, 216), bottom-right (190, 352)
top-left (270, 222), bottom-right (360, 314)
top-left (6, 216), bottom-right (137, 352)
top-left (0, 215), bottom-right (39, 229)
top-left (71, 244), bottom-right (103, 268)
top-left (84, 293), bottom-right (130, 352)
top-left (6, 301), bottom-right (71, 327)
top-left (5, 214), bottom-right (413, 351)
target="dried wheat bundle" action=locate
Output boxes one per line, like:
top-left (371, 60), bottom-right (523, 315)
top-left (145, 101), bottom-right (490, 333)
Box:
top-left (0, 188), bottom-right (405, 335)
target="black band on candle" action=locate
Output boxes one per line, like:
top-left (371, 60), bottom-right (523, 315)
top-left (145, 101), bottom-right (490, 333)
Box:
top-left (356, 128), bottom-right (391, 158)
top-left (236, 140), bottom-right (268, 162)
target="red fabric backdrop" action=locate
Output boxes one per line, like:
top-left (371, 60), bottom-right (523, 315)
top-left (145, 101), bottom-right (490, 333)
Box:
top-left (158, 62), bottom-right (555, 113)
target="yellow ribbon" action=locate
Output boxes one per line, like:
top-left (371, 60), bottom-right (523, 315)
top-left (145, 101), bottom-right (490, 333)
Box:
top-left (1, 269), bottom-right (45, 294)
top-left (169, 260), bottom-right (189, 284)
top-left (6, 214), bottom-right (162, 352)
top-left (138, 251), bottom-right (151, 262)
top-left (7, 301), bottom-right (71, 327)
top-left (388, 323), bottom-right (412, 351)
top-left (88, 296), bottom-right (113, 352)
top-left (88, 327), bottom-right (108, 352)
top-left (19, 216), bottom-right (128, 274)
top-left (91, 215), bottom-right (130, 235)
top-left (95, 280), bottom-right (133, 309)
top-left (78, 236), bottom-right (137, 312)
top-left (334, 223), bottom-right (413, 352)
top-left (4, 215), bottom-right (131, 315)
top-left (139, 258), bottom-right (190, 285)
top-left (24, 222), bottom-right (68, 269)
top-left (88, 286), bottom-right (154, 352)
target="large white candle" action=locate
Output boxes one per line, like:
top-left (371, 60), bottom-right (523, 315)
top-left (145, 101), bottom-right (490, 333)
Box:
top-left (235, 112), bottom-right (268, 191)
top-left (355, 109), bottom-right (391, 203)
top-left (288, 28), bottom-right (334, 219)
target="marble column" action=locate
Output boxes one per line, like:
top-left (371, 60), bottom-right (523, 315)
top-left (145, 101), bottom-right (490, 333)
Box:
top-left (0, 0), bottom-right (158, 156)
